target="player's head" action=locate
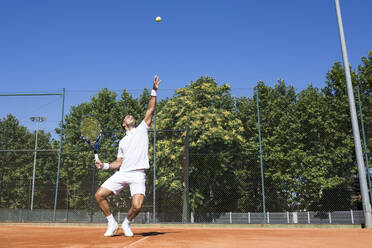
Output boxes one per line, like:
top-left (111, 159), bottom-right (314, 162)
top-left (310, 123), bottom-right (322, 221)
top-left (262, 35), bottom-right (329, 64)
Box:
top-left (122, 115), bottom-right (136, 130)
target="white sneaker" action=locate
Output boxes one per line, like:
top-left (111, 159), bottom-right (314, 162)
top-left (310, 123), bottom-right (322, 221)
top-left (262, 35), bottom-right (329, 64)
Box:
top-left (122, 220), bottom-right (133, 237)
top-left (104, 222), bottom-right (118, 237)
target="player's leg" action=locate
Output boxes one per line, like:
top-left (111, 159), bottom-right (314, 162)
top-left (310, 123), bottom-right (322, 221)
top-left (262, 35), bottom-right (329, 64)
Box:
top-left (122, 194), bottom-right (144, 237)
top-left (96, 172), bottom-right (127, 237)
top-left (127, 193), bottom-right (145, 221)
top-left (95, 186), bottom-right (119, 236)
top-left (122, 171), bottom-right (146, 237)
top-left (94, 186), bottom-right (113, 216)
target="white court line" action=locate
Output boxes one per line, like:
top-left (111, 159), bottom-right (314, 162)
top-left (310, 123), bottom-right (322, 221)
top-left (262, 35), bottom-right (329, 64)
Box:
top-left (123, 236), bottom-right (150, 248)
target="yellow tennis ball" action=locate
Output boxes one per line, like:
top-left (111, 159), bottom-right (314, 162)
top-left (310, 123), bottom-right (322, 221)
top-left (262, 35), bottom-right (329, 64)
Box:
top-left (155, 16), bottom-right (162, 22)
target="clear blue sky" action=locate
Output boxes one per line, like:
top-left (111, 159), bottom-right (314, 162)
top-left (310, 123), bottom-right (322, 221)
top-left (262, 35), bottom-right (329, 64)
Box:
top-left (0, 0), bottom-right (371, 135)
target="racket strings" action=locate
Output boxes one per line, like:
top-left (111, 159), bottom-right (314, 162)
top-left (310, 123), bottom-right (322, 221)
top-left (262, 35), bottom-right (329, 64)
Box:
top-left (80, 116), bottom-right (101, 145)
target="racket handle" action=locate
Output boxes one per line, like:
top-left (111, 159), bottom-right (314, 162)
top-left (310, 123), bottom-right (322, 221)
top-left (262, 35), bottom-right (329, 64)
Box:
top-left (94, 153), bottom-right (99, 162)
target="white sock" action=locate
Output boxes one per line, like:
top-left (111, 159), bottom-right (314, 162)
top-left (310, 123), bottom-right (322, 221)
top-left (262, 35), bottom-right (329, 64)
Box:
top-left (124, 217), bottom-right (131, 224)
top-left (106, 214), bottom-right (116, 224)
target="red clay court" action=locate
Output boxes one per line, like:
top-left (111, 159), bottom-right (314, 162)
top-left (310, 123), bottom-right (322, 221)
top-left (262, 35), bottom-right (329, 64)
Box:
top-left (0, 224), bottom-right (372, 248)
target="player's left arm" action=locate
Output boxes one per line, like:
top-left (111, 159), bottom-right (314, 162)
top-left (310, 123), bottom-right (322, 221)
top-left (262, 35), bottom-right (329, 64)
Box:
top-left (144, 75), bottom-right (161, 127)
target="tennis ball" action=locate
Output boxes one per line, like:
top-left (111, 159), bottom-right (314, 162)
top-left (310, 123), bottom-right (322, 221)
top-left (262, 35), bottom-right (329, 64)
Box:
top-left (155, 16), bottom-right (162, 22)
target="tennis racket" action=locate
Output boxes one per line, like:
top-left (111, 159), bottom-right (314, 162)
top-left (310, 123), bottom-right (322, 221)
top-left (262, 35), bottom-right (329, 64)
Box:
top-left (79, 115), bottom-right (102, 162)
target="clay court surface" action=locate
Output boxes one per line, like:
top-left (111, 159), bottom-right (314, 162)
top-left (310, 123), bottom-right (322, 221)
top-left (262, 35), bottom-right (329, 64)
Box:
top-left (0, 224), bottom-right (372, 248)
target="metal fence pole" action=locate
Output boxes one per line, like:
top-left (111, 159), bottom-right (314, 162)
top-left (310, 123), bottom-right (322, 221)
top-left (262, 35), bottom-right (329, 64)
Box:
top-left (334, 0), bottom-right (372, 228)
top-left (30, 116), bottom-right (46, 211)
top-left (90, 166), bottom-right (96, 223)
top-left (0, 126), bottom-right (8, 203)
top-left (30, 121), bottom-right (39, 211)
top-left (307, 211), bottom-right (311, 224)
top-left (53, 88), bottom-right (65, 221)
top-left (256, 87), bottom-right (266, 223)
top-left (182, 126), bottom-right (190, 223)
top-left (153, 109), bottom-right (157, 224)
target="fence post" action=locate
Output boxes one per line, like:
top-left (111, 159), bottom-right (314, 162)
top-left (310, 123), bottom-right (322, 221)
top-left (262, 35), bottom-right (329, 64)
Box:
top-left (307, 211), bottom-right (310, 224)
top-left (229, 212), bottom-right (232, 224)
top-left (350, 210), bottom-right (354, 224)
top-left (293, 212), bottom-right (298, 224)
top-left (0, 125), bottom-right (8, 203)
top-left (287, 211), bottom-right (289, 224)
top-left (329, 212), bottom-right (332, 224)
top-left (90, 166), bottom-right (96, 223)
top-left (182, 126), bottom-right (190, 223)
top-left (153, 109), bottom-right (157, 224)
top-left (267, 212), bottom-right (270, 224)
top-left (256, 87), bottom-right (266, 223)
top-left (248, 212), bottom-right (251, 224)
top-left (53, 88), bottom-right (65, 222)
top-left (65, 207), bottom-right (69, 223)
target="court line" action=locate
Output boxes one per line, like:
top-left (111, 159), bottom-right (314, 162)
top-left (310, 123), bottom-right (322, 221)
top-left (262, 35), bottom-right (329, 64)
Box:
top-left (123, 236), bottom-right (149, 248)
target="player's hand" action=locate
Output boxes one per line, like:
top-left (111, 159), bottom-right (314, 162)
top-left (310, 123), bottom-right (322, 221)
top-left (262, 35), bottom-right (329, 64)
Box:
top-left (95, 159), bottom-right (104, 169)
top-left (153, 75), bottom-right (161, 91)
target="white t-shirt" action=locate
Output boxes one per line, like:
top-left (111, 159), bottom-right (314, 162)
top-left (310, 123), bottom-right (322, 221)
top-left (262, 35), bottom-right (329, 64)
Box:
top-left (117, 120), bottom-right (150, 172)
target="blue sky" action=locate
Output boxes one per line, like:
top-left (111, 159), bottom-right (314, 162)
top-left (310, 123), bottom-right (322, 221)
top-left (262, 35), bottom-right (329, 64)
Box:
top-left (0, 0), bottom-right (371, 135)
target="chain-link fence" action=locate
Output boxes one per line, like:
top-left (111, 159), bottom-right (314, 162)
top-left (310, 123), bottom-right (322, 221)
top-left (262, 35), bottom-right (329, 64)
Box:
top-left (0, 85), bottom-right (371, 225)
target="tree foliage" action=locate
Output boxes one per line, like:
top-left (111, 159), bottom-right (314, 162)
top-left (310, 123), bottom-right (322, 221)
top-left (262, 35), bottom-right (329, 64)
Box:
top-left (0, 114), bottom-right (57, 208)
top-left (1, 51), bottom-right (371, 215)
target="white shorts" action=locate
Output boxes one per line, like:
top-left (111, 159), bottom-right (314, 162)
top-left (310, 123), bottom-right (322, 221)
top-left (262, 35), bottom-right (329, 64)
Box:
top-left (101, 170), bottom-right (146, 196)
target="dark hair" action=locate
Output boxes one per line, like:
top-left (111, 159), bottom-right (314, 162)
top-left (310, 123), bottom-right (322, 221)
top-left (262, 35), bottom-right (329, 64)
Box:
top-left (122, 115), bottom-right (136, 129)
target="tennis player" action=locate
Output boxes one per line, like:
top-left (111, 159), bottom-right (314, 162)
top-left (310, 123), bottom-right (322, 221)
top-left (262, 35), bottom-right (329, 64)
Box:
top-left (94, 75), bottom-right (161, 237)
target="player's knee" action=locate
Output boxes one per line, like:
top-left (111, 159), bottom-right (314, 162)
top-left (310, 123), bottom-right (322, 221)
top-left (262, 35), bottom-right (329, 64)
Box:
top-left (95, 192), bottom-right (104, 202)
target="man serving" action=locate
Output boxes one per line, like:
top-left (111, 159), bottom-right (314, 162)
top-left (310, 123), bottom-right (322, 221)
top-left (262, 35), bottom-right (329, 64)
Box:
top-left (94, 75), bottom-right (161, 237)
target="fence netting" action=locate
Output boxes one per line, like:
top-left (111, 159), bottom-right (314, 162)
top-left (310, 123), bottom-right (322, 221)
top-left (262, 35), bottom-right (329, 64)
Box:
top-left (0, 84), bottom-right (371, 224)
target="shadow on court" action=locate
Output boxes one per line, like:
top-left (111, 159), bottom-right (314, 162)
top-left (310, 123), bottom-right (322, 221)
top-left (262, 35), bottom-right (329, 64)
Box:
top-left (112, 231), bottom-right (170, 237)
top-left (139, 231), bottom-right (167, 236)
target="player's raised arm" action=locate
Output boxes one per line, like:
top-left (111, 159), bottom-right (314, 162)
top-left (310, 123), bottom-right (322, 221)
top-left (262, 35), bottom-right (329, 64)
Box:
top-left (144, 75), bottom-right (161, 126)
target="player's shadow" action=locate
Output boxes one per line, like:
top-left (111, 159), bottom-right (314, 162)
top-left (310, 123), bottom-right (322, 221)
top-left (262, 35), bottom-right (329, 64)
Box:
top-left (114, 231), bottom-right (177, 237)
top-left (138, 231), bottom-right (166, 236)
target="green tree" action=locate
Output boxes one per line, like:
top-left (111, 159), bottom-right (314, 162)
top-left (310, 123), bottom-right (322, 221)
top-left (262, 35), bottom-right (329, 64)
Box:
top-left (0, 114), bottom-right (57, 209)
top-left (357, 51), bottom-right (372, 159)
top-left (235, 92), bottom-right (264, 212)
top-left (155, 76), bottom-right (246, 219)
top-left (236, 80), bottom-right (298, 211)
